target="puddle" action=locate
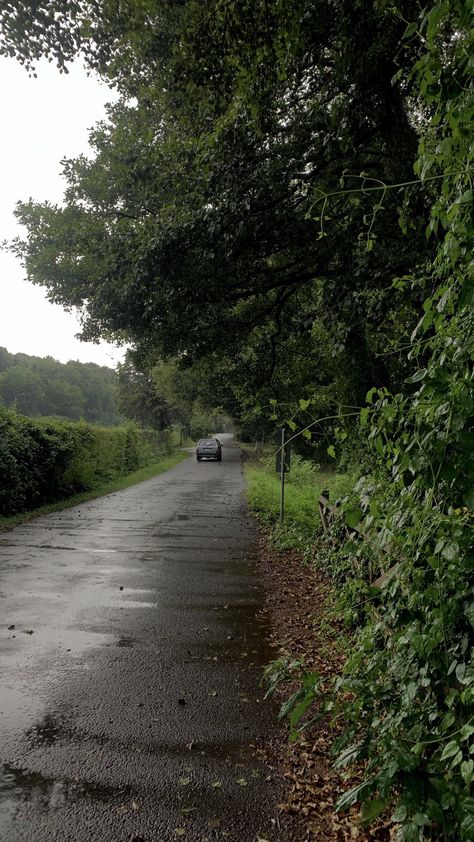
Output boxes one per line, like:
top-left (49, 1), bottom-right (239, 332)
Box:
top-left (0, 686), bottom-right (44, 732)
top-left (0, 762), bottom-right (132, 825)
top-left (116, 637), bottom-right (136, 648)
top-left (0, 542), bottom-right (77, 551)
top-left (115, 600), bottom-right (157, 609)
top-left (77, 548), bottom-right (117, 554)
top-left (146, 739), bottom-right (249, 763)
top-left (26, 713), bottom-right (64, 747)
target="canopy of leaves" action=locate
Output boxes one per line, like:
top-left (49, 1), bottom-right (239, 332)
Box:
top-left (8, 0), bottom-right (429, 418)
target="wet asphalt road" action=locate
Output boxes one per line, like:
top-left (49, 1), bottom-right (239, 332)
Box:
top-left (0, 436), bottom-right (282, 842)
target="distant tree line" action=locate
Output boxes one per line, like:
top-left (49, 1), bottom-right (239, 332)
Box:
top-left (0, 346), bottom-right (122, 425)
top-left (0, 347), bottom-right (229, 437)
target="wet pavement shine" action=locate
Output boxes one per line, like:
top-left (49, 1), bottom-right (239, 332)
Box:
top-left (0, 436), bottom-right (283, 842)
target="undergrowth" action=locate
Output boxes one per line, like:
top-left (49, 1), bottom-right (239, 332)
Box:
top-left (246, 452), bottom-right (356, 552)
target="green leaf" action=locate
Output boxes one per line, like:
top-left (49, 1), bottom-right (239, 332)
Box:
top-left (287, 420), bottom-right (297, 431)
top-left (289, 693), bottom-right (316, 731)
top-left (391, 805), bottom-right (408, 823)
top-left (403, 21), bottom-right (418, 39)
top-left (298, 398), bottom-right (311, 410)
top-left (360, 407), bottom-right (369, 427)
top-left (412, 813), bottom-right (429, 827)
top-left (327, 444), bottom-right (336, 458)
top-left (461, 760), bottom-right (474, 785)
top-left (461, 813), bottom-right (474, 840)
top-left (360, 798), bottom-right (385, 824)
top-left (334, 743), bottom-right (362, 768)
top-left (269, 398), bottom-right (277, 406)
top-left (336, 779), bottom-right (375, 812)
top-left (344, 508), bottom-right (362, 529)
top-left (440, 740), bottom-right (459, 761)
top-left (442, 541), bottom-right (459, 561)
top-left (465, 603), bottom-right (474, 628)
top-left (302, 429), bottom-right (312, 440)
top-left (405, 368), bottom-right (427, 384)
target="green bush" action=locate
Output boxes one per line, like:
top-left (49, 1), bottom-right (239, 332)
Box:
top-left (0, 407), bottom-right (173, 516)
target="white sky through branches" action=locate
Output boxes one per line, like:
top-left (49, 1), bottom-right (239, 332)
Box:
top-left (0, 57), bottom-right (124, 367)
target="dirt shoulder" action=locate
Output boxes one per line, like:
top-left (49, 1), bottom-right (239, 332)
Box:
top-left (254, 534), bottom-right (390, 842)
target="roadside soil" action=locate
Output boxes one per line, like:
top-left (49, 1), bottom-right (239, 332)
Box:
top-left (253, 535), bottom-right (391, 842)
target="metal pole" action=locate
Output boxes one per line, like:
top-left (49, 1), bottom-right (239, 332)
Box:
top-left (279, 427), bottom-right (285, 523)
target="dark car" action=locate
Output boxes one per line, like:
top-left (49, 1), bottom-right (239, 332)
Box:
top-left (196, 437), bottom-right (222, 462)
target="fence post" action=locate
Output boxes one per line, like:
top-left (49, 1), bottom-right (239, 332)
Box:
top-left (279, 427), bottom-right (285, 523)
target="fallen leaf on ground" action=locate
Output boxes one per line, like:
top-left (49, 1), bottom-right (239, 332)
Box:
top-left (253, 535), bottom-right (389, 842)
top-left (208, 818), bottom-right (221, 829)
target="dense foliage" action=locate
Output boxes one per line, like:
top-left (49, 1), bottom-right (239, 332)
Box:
top-left (5, 0), bottom-right (429, 443)
top-left (326, 4), bottom-right (474, 838)
top-left (262, 4), bottom-right (474, 839)
top-left (1, 0), bottom-right (472, 838)
top-left (0, 405), bottom-right (172, 517)
top-left (0, 346), bottom-right (122, 424)
top-left (116, 350), bottom-right (233, 436)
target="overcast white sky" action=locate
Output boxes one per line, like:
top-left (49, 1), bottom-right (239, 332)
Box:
top-left (0, 56), bottom-right (125, 368)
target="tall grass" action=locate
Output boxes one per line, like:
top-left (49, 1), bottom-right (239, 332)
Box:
top-left (245, 452), bottom-right (357, 551)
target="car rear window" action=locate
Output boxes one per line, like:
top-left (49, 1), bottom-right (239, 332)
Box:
top-left (198, 439), bottom-right (215, 445)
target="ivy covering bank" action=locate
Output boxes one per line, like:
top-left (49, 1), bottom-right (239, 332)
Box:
top-left (0, 407), bottom-right (173, 517)
top-left (267, 4), bottom-right (474, 840)
top-left (328, 5), bottom-right (474, 839)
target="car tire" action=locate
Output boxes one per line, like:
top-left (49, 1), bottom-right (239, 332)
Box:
top-left (196, 455), bottom-right (201, 461)
top-left (217, 454), bottom-right (222, 462)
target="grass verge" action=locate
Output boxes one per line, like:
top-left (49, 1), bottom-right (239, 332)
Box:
top-left (243, 448), bottom-right (357, 551)
top-left (0, 450), bottom-right (188, 531)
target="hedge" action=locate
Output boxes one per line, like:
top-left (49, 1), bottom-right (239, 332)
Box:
top-left (0, 407), bottom-right (173, 516)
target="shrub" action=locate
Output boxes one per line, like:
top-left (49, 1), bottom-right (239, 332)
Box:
top-left (0, 407), bottom-right (173, 516)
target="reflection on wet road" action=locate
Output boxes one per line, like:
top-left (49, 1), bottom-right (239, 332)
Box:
top-left (0, 435), bottom-right (281, 841)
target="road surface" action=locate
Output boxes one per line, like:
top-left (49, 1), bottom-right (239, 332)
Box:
top-left (0, 436), bottom-right (283, 841)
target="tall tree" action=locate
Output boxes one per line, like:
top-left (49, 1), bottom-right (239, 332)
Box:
top-left (6, 1), bottom-right (429, 407)
top-left (116, 353), bottom-right (171, 429)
